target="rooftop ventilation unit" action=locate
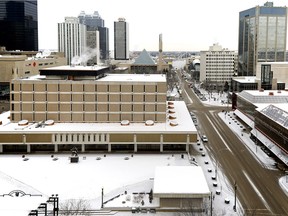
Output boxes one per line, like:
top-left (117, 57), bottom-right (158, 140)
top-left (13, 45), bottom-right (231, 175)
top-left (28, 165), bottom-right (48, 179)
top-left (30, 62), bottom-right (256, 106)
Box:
top-left (121, 120), bottom-right (130, 126)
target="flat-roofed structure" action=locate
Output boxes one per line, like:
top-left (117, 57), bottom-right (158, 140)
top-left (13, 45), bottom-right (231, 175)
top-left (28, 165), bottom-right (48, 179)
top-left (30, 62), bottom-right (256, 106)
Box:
top-left (153, 166), bottom-right (210, 210)
top-left (10, 66), bottom-right (167, 123)
top-left (234, 89), bottom-right (288, 167)
top-left (254, 104), bottom-right (288, 166)
top-left (1, 66), bottom-right (198, 153)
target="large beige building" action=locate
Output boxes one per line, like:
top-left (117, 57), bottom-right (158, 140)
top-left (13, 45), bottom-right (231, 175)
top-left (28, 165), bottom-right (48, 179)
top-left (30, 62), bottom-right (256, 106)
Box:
top-left (0, 65), bottom-right (197, 153)
top-left (10, 66), bottom-right (166, 123)
top-left (0, 52), bottom-right (66, 85)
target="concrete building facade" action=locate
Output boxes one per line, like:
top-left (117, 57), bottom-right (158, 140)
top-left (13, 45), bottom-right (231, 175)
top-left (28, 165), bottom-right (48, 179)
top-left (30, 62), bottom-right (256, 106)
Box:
top-left (114, 18), bottom-right (129, 60)
top-left (200, 43), bottom-right (236, 89)
top-left (1, 65), bottom-right (198, 154)
top-left (234, 89), bottom-right (288, 166)
top-left (0, 52), bottom-right (66, 91)
top-left (58, 17), bottom-right (87, 65)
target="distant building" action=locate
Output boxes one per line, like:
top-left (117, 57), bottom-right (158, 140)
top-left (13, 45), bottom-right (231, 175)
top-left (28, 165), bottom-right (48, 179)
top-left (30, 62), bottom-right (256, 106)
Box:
top-left (114, 18), bottom-right (129, 60)
top-left (78, 11), bottom-right (109, 60)
top-left (238, 2), bottom-right (287, 76)
top-left (200, 43), bottom-right (236, 90)
top-left (0, 51), bottom-right (66, 91)
top-left (0, 0), bottom-right (38, 51)
top-left (231, 61), bottom-right (288, 92)
top-left (58, 17), bottom-right (87, 65)
top-left (131, 49), bottom-right (157, 74)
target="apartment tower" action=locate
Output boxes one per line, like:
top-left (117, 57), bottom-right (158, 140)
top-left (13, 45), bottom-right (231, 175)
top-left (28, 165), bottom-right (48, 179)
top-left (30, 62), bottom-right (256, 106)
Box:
top-left (58, 17), bottom-right (86, 65)
top-left (200, 43), bottom-right (236, 88)
top-left (238, 2), bottom-right (287, 76)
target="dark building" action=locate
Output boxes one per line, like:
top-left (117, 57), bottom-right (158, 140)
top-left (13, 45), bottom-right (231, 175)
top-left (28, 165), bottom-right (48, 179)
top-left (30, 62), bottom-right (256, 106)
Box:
top-left (114, 18), bottom-right (129, 60)
top-left (78, 11), bottom-right (110, 60)
top-left (238, 2), bottom-right (287, 76)
top-left (0, 0), bottom-right (38, 51)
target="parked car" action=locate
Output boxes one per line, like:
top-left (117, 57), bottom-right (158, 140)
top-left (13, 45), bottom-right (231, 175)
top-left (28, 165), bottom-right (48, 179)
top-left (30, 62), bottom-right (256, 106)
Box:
top-left (201, 135), bottom-right (208, 142)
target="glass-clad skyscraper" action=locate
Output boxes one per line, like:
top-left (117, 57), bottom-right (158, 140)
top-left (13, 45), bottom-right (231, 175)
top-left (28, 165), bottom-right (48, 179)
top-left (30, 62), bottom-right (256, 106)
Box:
top-left (78, 11), bottom-right (109, 60)
top-left (0, 0), bottom-right (38, 51)
top-left (238, 2), bottom-right (287, 76)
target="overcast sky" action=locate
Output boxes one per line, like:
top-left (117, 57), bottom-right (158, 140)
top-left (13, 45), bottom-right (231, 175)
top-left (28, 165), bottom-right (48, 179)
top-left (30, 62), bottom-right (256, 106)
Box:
top-left (38, 0), bottom-right (288, 52)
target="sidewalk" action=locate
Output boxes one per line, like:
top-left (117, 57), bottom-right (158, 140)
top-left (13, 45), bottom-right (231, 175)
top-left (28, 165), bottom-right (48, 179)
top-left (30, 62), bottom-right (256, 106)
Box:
top-left (188, 84), bottom-right (288, 198)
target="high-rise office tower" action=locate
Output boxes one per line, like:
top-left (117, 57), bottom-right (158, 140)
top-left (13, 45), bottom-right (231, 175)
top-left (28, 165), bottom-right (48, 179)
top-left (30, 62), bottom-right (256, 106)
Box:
top-left (78, 11), bottom-right (109, 60)
top-left (114, 18), bottom-right (129, 60)
top-left (58, 17), bottom-right (86, 65)
top-left (0, 0), bottom-right (38, 51)
top-left (238, 2), bottom-right (287, 76)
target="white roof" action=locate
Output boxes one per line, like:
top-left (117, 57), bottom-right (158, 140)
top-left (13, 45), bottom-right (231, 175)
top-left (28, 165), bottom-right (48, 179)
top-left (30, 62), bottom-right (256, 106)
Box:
top-left (153, 166), bottom-right (210, 198)
top-left (44, 65), bottom-right (108, 71)
top-left (0, 197), bottom-right (46, 216)
top-left (238, 90), bottom-right (288, 104)
top-left (0, 101), bottom-right (197, 134)
top-left (21, 73), bottom-right (166, 83)
top-left (232, 76), bottom-right (258, 83)
top-left (98, 73), bottom-right (166, 83)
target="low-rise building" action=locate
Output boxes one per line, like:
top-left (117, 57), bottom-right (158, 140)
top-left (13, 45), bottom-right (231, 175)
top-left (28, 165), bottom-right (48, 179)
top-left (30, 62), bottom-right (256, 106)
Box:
top-left (234, 89), bottom-right (288, 166)
top-left (0, 65), bottom-right (197, 153)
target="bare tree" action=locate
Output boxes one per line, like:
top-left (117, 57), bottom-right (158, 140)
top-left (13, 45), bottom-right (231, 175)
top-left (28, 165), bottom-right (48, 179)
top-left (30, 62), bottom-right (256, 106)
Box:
top-left (177, 199), bottom-right (208, 216)
top-left (60, 199), bottom-right (91, 216)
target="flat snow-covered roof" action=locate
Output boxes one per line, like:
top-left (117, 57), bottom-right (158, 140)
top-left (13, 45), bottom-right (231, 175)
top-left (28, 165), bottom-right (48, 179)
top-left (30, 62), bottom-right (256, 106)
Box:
top-left (153, 166), bottom-right (210, 198)
top-left (97, 73), bottom-right (166, 83)
top-left (0, 101), bottom-right (196, 134)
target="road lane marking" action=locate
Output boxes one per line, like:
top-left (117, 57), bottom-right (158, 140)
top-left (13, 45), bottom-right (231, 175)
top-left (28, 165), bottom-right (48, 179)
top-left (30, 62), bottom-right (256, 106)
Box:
top-left (206, 115), bottom-right (233, 152)
top-left (243, 171), bottom-right (272, 212)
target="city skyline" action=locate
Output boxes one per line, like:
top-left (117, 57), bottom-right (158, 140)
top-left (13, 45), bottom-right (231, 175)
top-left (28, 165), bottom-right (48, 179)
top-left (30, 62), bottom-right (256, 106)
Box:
top-left (38, 0), bottom-right (288, 52)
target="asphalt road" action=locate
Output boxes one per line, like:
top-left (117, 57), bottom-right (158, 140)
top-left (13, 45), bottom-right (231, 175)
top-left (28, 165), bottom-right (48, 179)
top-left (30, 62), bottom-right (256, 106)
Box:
top-left (182, 80), bottom-right (288, 215)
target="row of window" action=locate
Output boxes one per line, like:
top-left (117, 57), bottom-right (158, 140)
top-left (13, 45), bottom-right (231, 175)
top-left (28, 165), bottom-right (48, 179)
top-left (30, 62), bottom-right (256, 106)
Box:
top-left (11, 83), bottom-right (164, 93)
top-left (54, 133), bottom-right (107, 143)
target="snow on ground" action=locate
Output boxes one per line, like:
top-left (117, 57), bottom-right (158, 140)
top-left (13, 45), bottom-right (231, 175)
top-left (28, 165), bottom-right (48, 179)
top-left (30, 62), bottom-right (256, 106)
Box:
top-left (196, 85), bottom-right (288, 197)
top-left (0, 83), bottom-right (287, 215)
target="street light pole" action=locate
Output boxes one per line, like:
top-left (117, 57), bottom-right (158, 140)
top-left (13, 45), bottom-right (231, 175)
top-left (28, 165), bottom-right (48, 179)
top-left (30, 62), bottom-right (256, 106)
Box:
top-left (101, 187), bottom-right (104, 208)
top-left (233, 181), bottom-right (237, 212)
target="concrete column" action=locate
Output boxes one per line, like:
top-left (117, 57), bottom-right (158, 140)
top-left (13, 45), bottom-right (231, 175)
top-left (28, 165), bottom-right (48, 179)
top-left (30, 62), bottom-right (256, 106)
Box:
top-left (81, 144), bottom-right (85, 152)
top-left (54, 144), bottom-right (58, 152)
top-left (186, 134), bottom-right (190, 152)
top-left (27, 144), bottom-right (31, 153)
top-left (0, 144), bottom-right (2, 153)
top-left (186, 144), bottom-right (189, 152)
top-left (160, 134), bottom-right (163, 152)
top-left (134, 134), bottom-right (137, 152)
top-left (108, 144), bottom-right (111, 152)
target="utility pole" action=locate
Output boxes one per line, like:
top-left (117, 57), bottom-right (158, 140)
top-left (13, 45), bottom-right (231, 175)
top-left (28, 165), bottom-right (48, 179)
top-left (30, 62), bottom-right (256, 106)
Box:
top-left (101, 187), bottom-right (104, 208)
top-left (233, 181), bottom-right (237, 212)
